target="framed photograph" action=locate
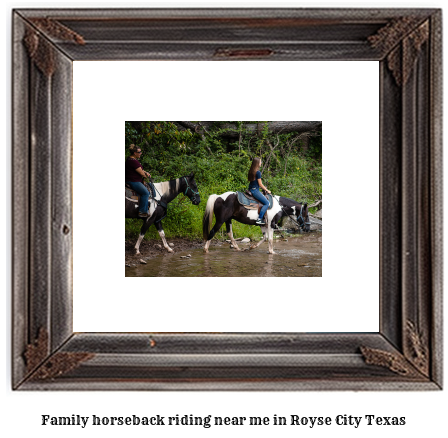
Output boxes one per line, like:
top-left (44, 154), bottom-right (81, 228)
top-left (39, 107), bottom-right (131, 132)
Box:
top-left (12, 8), bottom-right (442, 390)
top-left (122, 120), bottom-right (323, 278)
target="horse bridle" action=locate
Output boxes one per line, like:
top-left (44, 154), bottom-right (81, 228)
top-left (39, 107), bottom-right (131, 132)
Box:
top-left (149, 177), bottom-right (198, 223)
top-left (184, 177), bottom-right (200, 203)
top-left (280, 202), bottom-right (310, 230)
top-left (297, 204), bottom-right (311, 229)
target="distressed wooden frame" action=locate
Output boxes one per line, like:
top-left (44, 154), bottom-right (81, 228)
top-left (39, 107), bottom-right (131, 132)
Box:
top-left (12, 8), bottom-right (442, 390)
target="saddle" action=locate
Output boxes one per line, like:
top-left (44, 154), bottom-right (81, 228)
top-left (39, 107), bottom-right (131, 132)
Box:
top-left (125, 181), bottom-right (155, 203)
top-left (236, 190), bottom-right (273, 215)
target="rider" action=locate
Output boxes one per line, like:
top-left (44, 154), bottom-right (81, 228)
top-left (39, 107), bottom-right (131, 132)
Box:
top-left (125, 144), bottom-right (151, 218)
top-left (248, 157), bottom-right (271, 225)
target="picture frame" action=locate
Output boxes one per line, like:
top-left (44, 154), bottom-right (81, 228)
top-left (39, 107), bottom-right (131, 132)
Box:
top-left (12, 8), bottom-right (442, 390)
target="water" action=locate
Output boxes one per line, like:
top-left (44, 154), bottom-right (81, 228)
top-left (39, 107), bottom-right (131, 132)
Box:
top-left (126, 232), bottom-right (322, 277)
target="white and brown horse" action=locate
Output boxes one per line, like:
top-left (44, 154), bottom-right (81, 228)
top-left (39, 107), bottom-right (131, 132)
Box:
top-left (202, 192), bottom-right (310, 254)
top-left (126, 172), bottom-right (200, 254)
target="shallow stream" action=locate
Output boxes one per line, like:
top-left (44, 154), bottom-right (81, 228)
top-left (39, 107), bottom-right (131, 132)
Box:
top-left (126, 232), bottom-right (322, 277)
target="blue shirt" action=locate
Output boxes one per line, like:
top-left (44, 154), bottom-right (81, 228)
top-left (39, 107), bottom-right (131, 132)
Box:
top-left (249, 170), bottom-right (262, 190)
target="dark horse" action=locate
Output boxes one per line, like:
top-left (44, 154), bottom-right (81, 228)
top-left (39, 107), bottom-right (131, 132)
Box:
top-left (125, 172), bottom-right (200, 254)
top-left (202, 191), bottom-right (310, 254)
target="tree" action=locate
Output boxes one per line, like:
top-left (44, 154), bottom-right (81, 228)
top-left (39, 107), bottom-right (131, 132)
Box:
top-left (174, 121), bottom-right (321, 138)
top-left (125, 121), bottom-right (322, 181)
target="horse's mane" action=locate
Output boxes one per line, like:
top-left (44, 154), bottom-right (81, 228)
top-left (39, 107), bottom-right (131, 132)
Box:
top-left (279, 196), bottom-right (306, 207)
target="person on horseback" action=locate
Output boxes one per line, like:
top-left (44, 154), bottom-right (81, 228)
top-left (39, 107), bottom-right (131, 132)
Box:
top-left (248, 157), bottom-right (271, 225)
top-left (125, 144), bottom-right (151, 218)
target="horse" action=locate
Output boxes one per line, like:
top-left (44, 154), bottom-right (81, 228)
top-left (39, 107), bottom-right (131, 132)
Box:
top-left (202, 191), bottom-right (310, 254)
top-left (125, 172), bottom-right (200, 254)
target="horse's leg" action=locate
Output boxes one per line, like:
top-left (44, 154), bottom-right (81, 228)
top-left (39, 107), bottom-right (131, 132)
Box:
top-left (250, 229), bottom-right (266, 249)
top-left (267, 226), bottom-right (277, 254)
top-left (203, 195), bottom-right (236, 254)
top-left (203, 239), bottom-right (212, 253)
top-left (203, 220), bottom-right (225, 253)
top-left (154, 221), bottom-right (174, 253)
top-left (135, 216), bottom-right (156, 255)
top-left (225, 220), bottom-right (240, 251)
top-left (134, 233), bottom-right (145, 255)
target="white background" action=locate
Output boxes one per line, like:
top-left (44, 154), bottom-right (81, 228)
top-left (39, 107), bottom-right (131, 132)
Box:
top-left (73, 60), bottom-right (379, 332)
top-left (3, 1), bottom-right (446, 438)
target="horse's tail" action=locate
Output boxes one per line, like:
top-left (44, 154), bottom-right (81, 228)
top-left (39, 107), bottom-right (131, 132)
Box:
top-left (203, 194), bottom-right (218, 240)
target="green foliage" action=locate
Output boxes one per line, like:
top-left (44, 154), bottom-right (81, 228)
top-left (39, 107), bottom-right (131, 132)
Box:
top-left (307, 131), bottom-right (323, 161)
top-left (125, 121), bottom-right (322, 241)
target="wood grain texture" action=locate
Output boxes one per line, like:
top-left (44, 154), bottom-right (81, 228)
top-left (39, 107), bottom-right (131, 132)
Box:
top-left (12, 7), bottom-right (442, 391)
top-left (12, 12), bottom-right (31, 388)
top-left (379, 59), bottom-right (402, 350)
top-left (428, 10), bottom-right (443, 388)
top-left (50, 49), bottom-right (74, 351)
